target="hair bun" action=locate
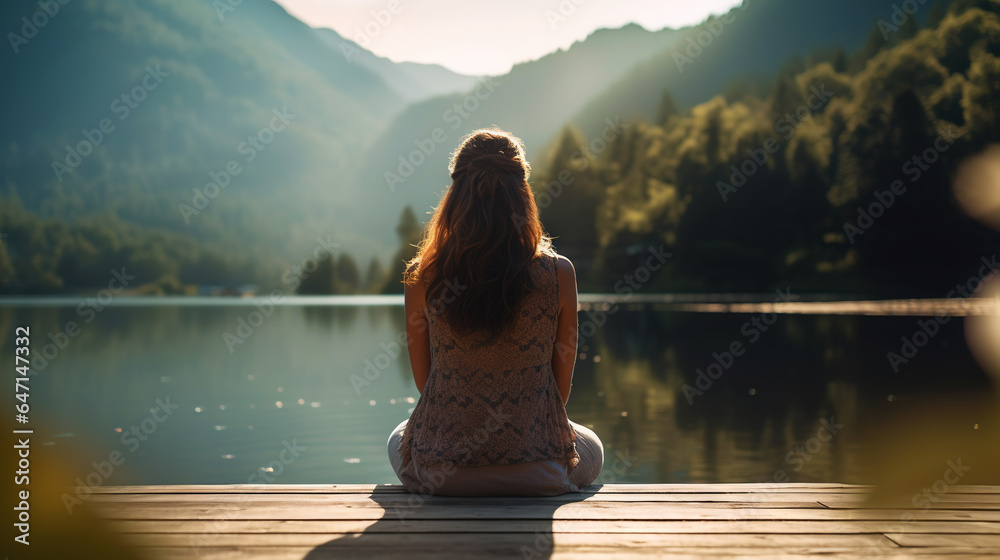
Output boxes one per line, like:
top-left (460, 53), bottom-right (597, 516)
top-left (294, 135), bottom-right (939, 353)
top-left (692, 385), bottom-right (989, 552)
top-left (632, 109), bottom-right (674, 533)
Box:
top-left (471, 153), bottom-right (523, 174)
top-left (451, 152), bottom-right (524, 180)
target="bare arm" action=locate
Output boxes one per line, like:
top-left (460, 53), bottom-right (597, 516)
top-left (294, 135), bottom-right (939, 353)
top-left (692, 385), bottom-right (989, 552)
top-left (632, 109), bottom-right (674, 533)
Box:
top-left (552, 255), bottom-right (578, 406)
top-left (404, 279), bottom-right (431, 393)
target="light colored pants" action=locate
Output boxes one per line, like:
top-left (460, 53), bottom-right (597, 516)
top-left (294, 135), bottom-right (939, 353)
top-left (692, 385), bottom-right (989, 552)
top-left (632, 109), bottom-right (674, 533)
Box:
top-left (387, 418), bottom-right (604, 496)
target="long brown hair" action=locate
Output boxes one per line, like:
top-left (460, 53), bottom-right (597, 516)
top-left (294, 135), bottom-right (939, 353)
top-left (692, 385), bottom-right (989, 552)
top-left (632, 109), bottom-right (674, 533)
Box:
top-left (404, 128), bottom-right (555, 338)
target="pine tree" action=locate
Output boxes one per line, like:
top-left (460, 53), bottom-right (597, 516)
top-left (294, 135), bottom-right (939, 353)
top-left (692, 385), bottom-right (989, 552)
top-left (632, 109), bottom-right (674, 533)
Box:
top-left (363, 257), bottom-right (386, 294)
top-left (926, 0), bottom-right (949, 29)
top-left (849, 24), bottom-right (889, 73)
top-left (965, 53), bottom-right (1000, 144)
top-left (656, 90), bottom-right (679, 126)
top-left (381, 206), bottom-right (423, 294)
top-left (395, 206), bottom-right (421, 245)
top-left (769, 56), bottom-right (807, 117)
top-left (831, 48), bottom-right (849, 74)
top-left (538, 125), bottom-right (603, 256)
top-left (296, 254), bottom-right (336, 294)
top-left (893, 16), bottom-right (919, 45)
top-left (335, 254), bottom-right (360, 294)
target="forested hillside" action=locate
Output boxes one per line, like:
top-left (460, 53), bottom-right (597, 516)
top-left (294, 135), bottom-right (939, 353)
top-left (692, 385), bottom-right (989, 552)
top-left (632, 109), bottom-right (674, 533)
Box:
top-left (538, 0), bottom-right (1000, 295)
top-left (0, 0), bottom-right (405, 293)
top-left (568, 0), bottom-right (895, 137)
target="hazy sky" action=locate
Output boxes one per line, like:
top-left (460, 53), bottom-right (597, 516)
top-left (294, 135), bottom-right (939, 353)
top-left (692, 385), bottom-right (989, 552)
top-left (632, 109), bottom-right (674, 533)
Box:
top-left (273, 0), bottom-right (745, 75)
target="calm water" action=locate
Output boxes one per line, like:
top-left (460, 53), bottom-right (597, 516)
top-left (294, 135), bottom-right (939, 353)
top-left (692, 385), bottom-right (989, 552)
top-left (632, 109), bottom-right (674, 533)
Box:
top-left (1, 297), bottom-right (996, 486)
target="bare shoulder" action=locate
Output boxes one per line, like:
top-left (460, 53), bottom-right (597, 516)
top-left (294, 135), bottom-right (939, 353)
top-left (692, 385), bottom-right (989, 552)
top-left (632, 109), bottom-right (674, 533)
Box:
top-left (554, 254), bottom-right (576, 276)
top-left (553, 254), bottom-right (577, 294)
top-left (403, 263), bottom-right (427, 306)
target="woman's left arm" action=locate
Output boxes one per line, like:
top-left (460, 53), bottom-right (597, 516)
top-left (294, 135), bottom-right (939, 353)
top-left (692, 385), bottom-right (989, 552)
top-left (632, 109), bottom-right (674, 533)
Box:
top-left (404, 280), bottom-right (431, 393)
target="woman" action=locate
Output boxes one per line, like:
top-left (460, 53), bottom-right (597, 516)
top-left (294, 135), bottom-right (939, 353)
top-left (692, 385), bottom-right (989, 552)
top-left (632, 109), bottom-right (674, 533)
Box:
top-left (386, 128), bottom-right (604, 496)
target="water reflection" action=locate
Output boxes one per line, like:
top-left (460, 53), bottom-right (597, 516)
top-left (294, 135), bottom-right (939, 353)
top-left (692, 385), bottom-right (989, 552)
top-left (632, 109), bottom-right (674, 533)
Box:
top-left (0, 300), bottom-right (995, 488)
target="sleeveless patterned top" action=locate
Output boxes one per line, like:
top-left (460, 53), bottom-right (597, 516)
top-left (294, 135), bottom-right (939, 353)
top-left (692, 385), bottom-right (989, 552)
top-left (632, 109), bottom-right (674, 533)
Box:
top-left (399, 253), bottom-right (579, 488)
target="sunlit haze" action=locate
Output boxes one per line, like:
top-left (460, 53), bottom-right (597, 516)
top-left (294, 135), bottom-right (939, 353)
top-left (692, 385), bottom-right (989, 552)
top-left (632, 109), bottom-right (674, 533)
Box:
top-left (273, 0), bottom-right (746, 75)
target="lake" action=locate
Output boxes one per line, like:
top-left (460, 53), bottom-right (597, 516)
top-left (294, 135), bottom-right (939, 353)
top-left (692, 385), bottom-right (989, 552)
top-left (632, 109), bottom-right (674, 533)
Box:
top-left (1, 295), bottom-right (997, 487)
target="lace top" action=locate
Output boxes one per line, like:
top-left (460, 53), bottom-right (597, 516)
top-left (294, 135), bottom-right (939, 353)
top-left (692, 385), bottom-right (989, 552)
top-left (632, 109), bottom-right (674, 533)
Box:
top-left (398, 253), bottom-right (579, 489)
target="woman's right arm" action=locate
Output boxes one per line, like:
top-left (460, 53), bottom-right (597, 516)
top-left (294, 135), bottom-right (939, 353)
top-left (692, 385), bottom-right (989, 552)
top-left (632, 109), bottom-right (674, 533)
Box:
top-left (552, 255), bottom-right (578, 406)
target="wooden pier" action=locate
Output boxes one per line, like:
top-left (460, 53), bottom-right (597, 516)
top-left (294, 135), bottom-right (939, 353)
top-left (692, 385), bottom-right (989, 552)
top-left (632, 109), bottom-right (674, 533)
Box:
top-left (89, 483), bottom-right (1000, 558)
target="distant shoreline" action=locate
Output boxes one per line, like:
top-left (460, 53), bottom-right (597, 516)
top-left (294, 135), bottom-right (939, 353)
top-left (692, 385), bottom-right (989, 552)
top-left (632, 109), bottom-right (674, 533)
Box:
top-left (1, 294), bottom-right (998, 317)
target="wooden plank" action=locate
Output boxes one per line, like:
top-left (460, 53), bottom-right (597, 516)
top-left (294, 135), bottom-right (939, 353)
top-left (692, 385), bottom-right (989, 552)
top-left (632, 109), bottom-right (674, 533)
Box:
top-left (116, 545), bottom-right (1000, 559)
top-left (91, 484), bottom-right (408, 495)
top-left (87, 492), bottom-right (850, 504)
top-left (88, 502), bottom-right (1000, 521)
top-left (116, 532), bottom-right (897, 548)
top-left (907, 486), bottom-right (1000, 494)
top-left (89, 497), bottom-right (832, 512)
top-left (886, 533), bottom-right (1000, 547)
top-left (85, 493), bottom-right (1000, 511)
top-left (821, 500), bottom-right (1000, 511)
top-left (90, 483), bottom-right (883, 495)
top-left (821, 494), bottom-right (1000, 505)
top-left (103, 519), bottom-right (1000, 535)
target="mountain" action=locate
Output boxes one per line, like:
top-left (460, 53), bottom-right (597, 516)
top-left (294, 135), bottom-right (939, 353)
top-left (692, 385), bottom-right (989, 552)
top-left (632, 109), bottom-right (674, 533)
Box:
top-left (4, 0), bottom-right (987, 295)
top-left (353, 23), bottom-right (684, 248)
top-left (314, 28), bottom-right (481, 103)
top-left (0, 0), bottom-right (405, 259)
top-left (569, 0), bottom-right (904, 138)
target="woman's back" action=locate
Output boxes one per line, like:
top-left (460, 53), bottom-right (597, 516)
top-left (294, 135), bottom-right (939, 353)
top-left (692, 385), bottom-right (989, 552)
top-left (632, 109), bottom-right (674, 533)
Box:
top-left (399, 254), bottom-right (579, 483)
